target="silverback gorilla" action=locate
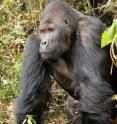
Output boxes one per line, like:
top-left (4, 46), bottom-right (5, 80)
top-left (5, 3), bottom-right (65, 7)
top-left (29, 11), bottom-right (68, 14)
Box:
top-left (15, 0), bottom-right (117, 124)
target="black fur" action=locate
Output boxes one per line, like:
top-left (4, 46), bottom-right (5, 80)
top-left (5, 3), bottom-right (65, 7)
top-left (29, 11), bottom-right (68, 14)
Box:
top-left (15, 34), bottom-right (52, 124)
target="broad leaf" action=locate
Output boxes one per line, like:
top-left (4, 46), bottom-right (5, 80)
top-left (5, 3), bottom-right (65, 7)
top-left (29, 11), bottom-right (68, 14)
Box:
top-left (101, 30), bottom-right (113, 48)
top-left (108, 23), bottom-right (116, 39)
top-left (101, 19), bottom-right (117, 48)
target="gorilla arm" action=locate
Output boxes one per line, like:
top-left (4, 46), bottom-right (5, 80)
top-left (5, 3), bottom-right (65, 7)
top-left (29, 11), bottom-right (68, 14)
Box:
top-left (15, 34), bottom-right (52, 124)
top-left (73, 16), bottom-right (113, 123)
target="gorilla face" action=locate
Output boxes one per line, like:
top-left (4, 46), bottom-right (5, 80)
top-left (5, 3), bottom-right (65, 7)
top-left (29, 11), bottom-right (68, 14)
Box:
top-left (39, 14), bottom-right (72, 61)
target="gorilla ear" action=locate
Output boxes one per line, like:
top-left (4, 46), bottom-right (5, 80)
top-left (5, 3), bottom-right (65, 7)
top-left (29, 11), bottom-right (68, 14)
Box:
top-left (64, 18), bottom-right (70, 25)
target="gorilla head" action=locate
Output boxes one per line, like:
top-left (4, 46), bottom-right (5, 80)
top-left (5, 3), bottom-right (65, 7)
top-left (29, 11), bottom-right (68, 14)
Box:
top-left (39, 1), bottom-right (82, 60)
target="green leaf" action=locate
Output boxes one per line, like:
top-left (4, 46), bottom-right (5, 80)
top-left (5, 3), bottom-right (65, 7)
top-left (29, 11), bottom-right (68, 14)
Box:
top-left (106, 0), bottom-right (112, 7)
top-left (101, 19), bottom-right (117, 48)
top-left (107, 0), bottom-right (112, 5)
top-left (26, 115), bottom-right (37, 124)
top-left (108, 23), bottom-right (116, 39)
top-left (101, 30), bottom-right (113, 48)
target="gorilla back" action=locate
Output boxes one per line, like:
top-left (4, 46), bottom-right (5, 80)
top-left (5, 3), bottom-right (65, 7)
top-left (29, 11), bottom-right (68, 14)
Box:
top-left (15, 0), bottom-right (117, 124)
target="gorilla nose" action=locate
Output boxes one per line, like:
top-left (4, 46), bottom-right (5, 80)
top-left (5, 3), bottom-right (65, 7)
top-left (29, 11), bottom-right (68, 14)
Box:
top-left (40, 41), bottom-right (48, 47)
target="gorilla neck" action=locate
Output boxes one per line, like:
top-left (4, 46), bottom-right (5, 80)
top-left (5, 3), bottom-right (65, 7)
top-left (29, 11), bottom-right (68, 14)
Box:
top-left (50, 58), bottom-right (71, 78)
top-left (52, 43), bottom-right (75, 74)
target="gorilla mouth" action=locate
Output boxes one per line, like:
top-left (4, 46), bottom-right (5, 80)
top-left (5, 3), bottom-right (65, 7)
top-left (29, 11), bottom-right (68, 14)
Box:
top-left (40, 51), bottom-right (55, 57)
top-left (40, 51), bottom-right (59, 61)
top-left (40, 51), bottom-right (56, 54)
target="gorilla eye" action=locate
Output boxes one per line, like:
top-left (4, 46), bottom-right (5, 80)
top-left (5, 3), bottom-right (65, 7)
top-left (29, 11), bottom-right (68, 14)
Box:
top-left (64, 18), bottom-right (70, 25)
top-left (48, 28), bottom-right (54, 31)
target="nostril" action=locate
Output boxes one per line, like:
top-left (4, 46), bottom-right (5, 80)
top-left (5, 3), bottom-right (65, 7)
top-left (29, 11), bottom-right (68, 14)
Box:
top-left (43, 41), bottom-right (47, 45)
top-left (41, 41), bottom-right (48, 46)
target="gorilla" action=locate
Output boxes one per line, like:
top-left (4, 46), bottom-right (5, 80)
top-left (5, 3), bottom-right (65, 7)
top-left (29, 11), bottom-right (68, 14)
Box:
top-left (65, 96), bottom-right (81, 124)
top-left (15, 0), bottom-right (117, 124)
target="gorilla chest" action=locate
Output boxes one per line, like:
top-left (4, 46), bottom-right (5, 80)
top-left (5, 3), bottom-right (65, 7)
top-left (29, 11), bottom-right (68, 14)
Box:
top-left (48, 57), bottom-right (80, 98)
top-left (52, 69), bottom-right (72, 89)
top-left (52, 70), bottom-right (80, 99)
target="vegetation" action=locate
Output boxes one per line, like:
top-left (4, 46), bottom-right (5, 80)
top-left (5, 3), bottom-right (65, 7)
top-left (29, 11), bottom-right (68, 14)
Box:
top-left (0, 0), bottom-right (117, 123)
top-left (101, 19), bottom-right (117, 48)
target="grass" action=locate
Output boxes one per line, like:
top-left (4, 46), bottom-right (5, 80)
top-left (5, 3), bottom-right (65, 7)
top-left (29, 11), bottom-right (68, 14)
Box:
top-left (0, 0), bottom-right (116, 123)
